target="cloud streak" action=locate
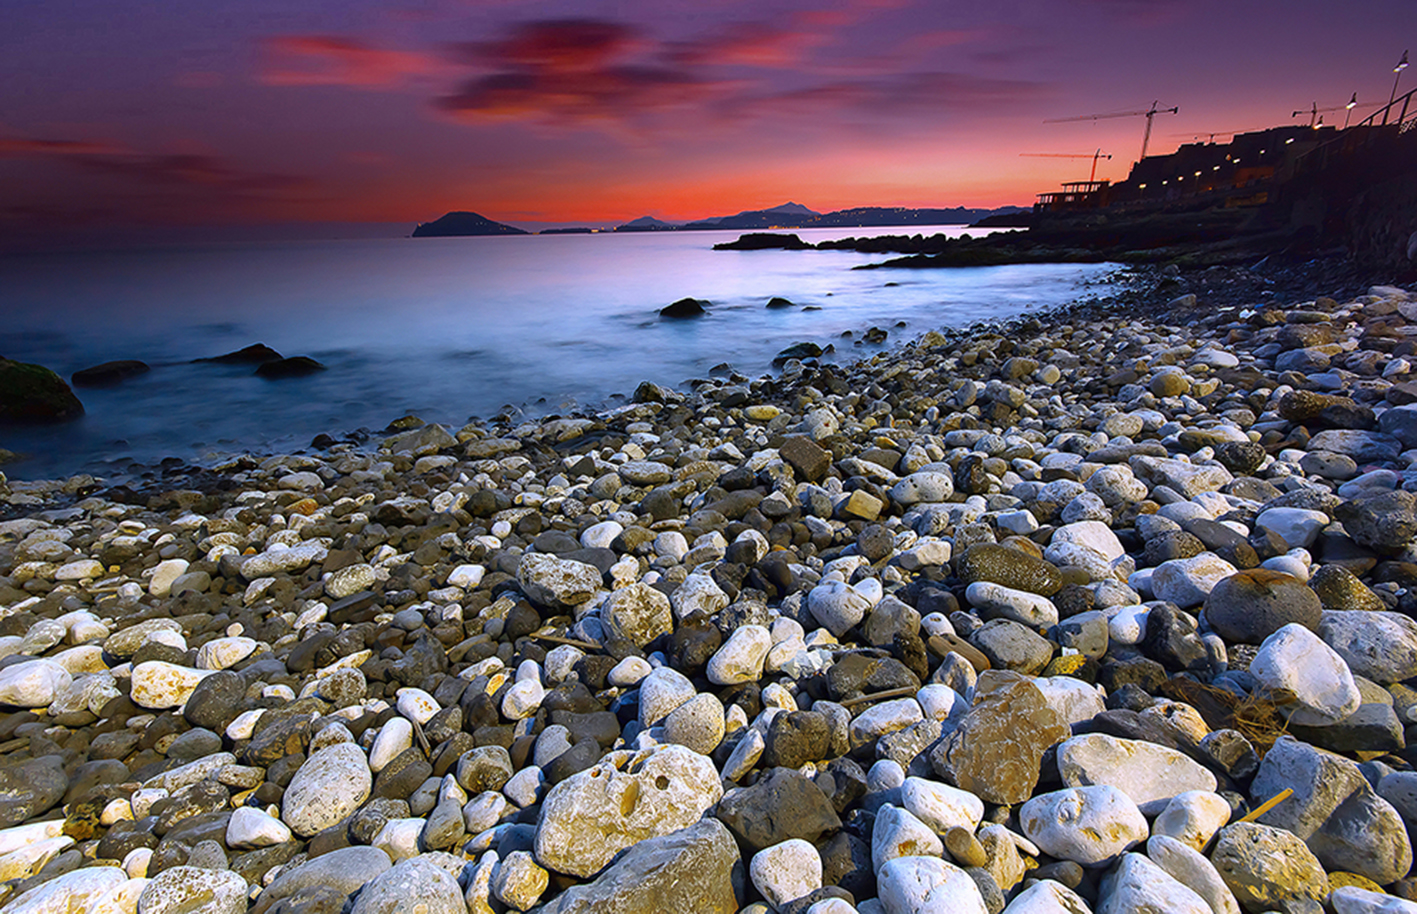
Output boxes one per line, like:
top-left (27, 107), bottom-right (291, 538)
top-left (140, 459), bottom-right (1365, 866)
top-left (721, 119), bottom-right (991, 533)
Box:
top-left (1, 133), bottom-right (316, 206)
top-left (260, 35), bottom-right (437, 87)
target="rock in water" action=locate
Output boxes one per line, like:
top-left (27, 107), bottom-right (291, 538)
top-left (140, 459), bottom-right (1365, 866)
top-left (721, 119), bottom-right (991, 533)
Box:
top-left (534, 744), bottom-right (723, 877)
top-left (535, 818), bottom-right (742, 914)
top-left (660, 297), bottom-right (709, 318)
top-left (255, 355), bottom-right (326, 378)
top-left (0, 357), bottom-right (84, 422)
top-left (198, 343), bottom-right (282, 364)
top-left (70, 359), bottom-right (150, 387)
top-left (931, 671), bottom-right (1070, 804)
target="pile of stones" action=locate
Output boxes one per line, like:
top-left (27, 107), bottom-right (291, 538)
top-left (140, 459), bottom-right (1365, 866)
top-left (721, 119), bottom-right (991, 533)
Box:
top-left (1, 282), bottom-right (1417, 913)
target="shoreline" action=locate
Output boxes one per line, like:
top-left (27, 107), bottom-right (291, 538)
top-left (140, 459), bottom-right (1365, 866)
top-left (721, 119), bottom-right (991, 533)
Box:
top-left (1, 264), bottom-right (1417, 911)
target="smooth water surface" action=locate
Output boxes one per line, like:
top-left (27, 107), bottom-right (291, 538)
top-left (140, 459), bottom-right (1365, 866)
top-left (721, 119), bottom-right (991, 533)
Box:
top-left (1, 227), bottom-right (1118, 480)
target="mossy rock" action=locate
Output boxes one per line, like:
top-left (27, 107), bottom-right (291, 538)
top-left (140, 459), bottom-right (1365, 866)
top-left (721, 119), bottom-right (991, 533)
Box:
top-left (0, 357), bottom-right (84, 423)
top-left (957, 544), bottom-right (1064, 597)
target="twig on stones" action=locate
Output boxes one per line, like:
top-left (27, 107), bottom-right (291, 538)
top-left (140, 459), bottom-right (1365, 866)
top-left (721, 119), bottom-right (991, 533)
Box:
top-left (410, 715), bottom-right (432, 758)
top-left (839, 686), bottom-right (919, 709)
top-left (1239, 788), bottom-right (1293, 823)
top-left (529, 630), bottom-right (601, 652)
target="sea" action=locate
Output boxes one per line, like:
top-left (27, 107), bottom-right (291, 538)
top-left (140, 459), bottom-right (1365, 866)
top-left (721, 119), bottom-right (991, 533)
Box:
top-left (0, 226), bottom-right (1120, 481)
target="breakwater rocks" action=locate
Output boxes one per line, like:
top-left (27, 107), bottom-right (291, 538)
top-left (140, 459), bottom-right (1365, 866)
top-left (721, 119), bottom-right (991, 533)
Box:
top-left (4, 284), bottom-right (1417, 913)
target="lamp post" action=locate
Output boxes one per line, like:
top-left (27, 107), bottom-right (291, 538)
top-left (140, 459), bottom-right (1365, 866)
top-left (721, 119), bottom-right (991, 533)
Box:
top-left (1344, 92), bottom-right (1357, 129)
top-left (1386, 51), bottom-right (1409, 126)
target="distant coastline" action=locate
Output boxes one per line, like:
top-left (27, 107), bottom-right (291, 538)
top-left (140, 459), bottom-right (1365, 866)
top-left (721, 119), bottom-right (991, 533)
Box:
top-left (409, 202), bottom-right (1030, 238)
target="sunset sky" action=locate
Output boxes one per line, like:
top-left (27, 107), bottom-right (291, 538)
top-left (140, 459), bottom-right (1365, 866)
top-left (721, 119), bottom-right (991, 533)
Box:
top-left (2, 0), bottom-right (1413, 238)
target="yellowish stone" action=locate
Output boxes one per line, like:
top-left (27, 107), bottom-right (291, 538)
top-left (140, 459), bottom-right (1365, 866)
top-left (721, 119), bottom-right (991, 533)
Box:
top-left (744, 405), bottom-right (781, 421)
top-left (1043, 654), bottom-right (1088, 677)
top-left (1328, 872), bottom-right (1383, 893)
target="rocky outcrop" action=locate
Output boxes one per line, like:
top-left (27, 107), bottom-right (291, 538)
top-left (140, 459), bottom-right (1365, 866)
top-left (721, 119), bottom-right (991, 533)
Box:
top-left (0, 357), bottom-right (83, 422)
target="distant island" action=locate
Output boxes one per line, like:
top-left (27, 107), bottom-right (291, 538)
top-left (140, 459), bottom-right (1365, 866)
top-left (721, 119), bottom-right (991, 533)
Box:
top-left (614, 201), bottom-right (1028, 232)
top-left (412, 202), bottom-right (1029, 238)
top-left (411, 211), bottom-right (529, 237)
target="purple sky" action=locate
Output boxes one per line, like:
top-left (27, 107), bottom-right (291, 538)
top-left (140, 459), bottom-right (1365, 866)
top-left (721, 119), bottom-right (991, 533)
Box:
top-left (2, 0), bottom-right (1412, 237)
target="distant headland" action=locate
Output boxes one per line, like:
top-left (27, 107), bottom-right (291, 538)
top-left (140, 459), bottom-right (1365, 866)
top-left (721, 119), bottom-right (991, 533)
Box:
top-left (411, 211), bottom-right (530, 237)
top-left (410, 202), bottom-right (1029, 238)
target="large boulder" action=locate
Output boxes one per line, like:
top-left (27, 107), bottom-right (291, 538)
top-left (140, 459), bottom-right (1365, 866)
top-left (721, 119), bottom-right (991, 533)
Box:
top-left (931, 670), bottom-right (1070, 805)
top-left (534, 745), bottom-right (722, 877)
top-left (0, 357), bottom-right (83, 422)
top-left (535, 818), bottom-right (743, 913)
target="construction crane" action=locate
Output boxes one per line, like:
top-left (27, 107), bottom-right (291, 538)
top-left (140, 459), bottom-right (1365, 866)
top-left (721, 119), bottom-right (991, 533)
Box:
top-left (1045, 101), bottom-right (1179, 161)
top-left (1018, 149), bottom-right (1113, 183)
top-left (1292, 94), bottom-right (1362, 128)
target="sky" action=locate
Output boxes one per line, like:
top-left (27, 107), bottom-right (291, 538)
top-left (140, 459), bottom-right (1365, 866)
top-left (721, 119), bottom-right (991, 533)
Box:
top-left (1, 0), bottom-right (1413, 239)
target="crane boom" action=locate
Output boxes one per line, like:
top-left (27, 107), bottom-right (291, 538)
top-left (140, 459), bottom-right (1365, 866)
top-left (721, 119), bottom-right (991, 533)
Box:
top-left (1044, 101), bottom-right (1178, 160)
top-left (1019, 149), bottom-right (1112, 182)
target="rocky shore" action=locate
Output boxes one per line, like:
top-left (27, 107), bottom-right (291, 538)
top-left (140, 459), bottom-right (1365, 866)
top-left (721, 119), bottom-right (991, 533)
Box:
top-left (2, 276), bottom-right (1417, 914)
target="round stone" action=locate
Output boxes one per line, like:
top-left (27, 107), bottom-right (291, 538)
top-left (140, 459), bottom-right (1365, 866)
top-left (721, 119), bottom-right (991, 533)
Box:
top-left (282, 742), bottom-right (373, 837)
top-left (1202, 569), bottom-right (1321, 644)
top-left (138, 866), bottom-right (248, 914)
top-left (1020, 785), bottom-right (1148, 868)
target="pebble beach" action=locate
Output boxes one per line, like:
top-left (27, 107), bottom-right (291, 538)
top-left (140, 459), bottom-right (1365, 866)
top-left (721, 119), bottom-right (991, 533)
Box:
top-left (4, 273), bottom-right (1417, 914)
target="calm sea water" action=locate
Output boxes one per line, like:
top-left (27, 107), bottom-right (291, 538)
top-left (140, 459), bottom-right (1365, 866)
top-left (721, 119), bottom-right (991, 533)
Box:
top-left (0, 226), bottom-right (1118, 481)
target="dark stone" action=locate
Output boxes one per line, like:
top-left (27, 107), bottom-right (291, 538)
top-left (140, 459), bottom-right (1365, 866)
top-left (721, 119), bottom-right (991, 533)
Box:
top-left (1098, 657), bottom-right (1168, 694)
top-left (716, 767), bottom-right (842, 853)
top-left (780, 437), bottom-right (831, 483)
top-left (241, 714), bottom-right (312, 767)
top-left (762, 711), bottom-right (833, 769)
top-left (0, 357), bottom-right (84, 423)
top-left (671, 617), bottom-right (722, 678)
top-left (814, 758), bottom-right (868, 815)
top-left (1289, 703), bottom-right (1405, 754)
top-left (373, 746), bottom-right (432, 799)
top-left (1202, 568), bottom-right (1322, 644)
top-left (1143, 530), bottom-right (1206, 566)
top-left (199, 343), bottom-right (282, 364)
top-left (1336, 490), bottom-right (1417, 552)
top-left (774, 342), bottom-right (824, 365)
top-left (1140, 604), bottom-right (1209, 673)
top-left (71, 360), bottom-right (150, 387)
top-left (660, 297), bottom-right (709, 318)
top-left (825, 653), bottom-right (921, 701)
top-left (183, 670), bottom-right (248, 731)
top-left (544, 738), bottom-right (602, 785)
top-left (819, 831), bottom-right (874, 899)
top-left (255, 356), bottom-right (326, 379)
top-left (0, 756), bottom-right (67, 827)
top-left (1213, 441), bottom-right (1266, 476)
top-left (957, 545), bottom-right (1063, 596)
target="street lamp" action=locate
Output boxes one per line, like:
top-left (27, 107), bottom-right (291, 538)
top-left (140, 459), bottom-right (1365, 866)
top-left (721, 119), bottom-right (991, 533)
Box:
top-left (1386, 50), bottom-right (1409, 125)
top-left (1344, 92), bottom-right (1357, 129)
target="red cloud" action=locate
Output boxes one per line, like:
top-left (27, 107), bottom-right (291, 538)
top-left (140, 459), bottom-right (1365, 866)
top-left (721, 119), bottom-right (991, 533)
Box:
top-left (669, 23), bottom-right (825, 68)
top-left (261, 36), bottom-right (435, 87)
top-left (480, 19), bottom-right (642, 70)
top-left (0, 133), bottom-right (313, 199)
top-left (0, 137), bottom-right (124, 157)
top-left (438, 66), bottom-right (725, 123)
top-left (439, 19), bottom-right (731, 125)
